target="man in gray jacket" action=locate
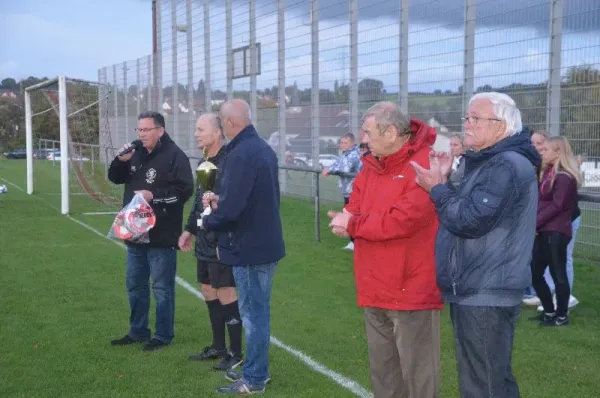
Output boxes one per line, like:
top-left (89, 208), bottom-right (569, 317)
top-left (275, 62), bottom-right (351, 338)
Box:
top-left (412, 92), bottom-right (540, 398)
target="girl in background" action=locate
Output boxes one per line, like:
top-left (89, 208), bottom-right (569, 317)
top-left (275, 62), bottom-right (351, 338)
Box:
top-left (530, 136), bottom-right (580, 326)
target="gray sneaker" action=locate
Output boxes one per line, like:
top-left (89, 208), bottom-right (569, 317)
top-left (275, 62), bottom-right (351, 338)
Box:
top-left (224, 370), bottom-right (271, 385)
top-left (216, 379), bottom-right (265, 395)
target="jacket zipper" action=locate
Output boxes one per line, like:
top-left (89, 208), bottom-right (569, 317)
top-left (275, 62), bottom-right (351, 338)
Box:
top-left (451, 236), bottom-right (460, 295)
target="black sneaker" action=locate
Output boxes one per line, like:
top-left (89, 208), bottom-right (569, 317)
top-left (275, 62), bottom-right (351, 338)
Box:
top-left (225, 370), bottom-right (271, 385)
top-left (529, 312), bottom-right (555, 322)
top-left (111, 335), bottom-right (146, 346)
top-left (143, 338), bottom-right (169, 351)
top-left (188, 346), bottom-right (228, 361)
top-left (214, 353), bottom-right (243, 371)
top-left (542, 315), bottom-right (569, 327)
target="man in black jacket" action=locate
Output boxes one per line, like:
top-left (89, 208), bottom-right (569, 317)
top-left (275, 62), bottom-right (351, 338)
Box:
top-left (178, 113), bottom-right (243, 371)
top-left (108, 111), bottom-right (194, 351)
top-left (201, 99), bottom-right (285, 395)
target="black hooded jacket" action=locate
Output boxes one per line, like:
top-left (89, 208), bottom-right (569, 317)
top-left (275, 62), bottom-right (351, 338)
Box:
top-left (184, 146), bottom-right (227, 261)
top-left (108, 132), bottom-right (194, 248)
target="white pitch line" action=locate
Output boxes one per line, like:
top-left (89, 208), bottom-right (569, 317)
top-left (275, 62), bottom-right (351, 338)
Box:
top-left (69, 216), bottom-right (372, 398)
top-left (81, 211), bottom-right (119, 215)
top-left (2, 176), bottom-right (372, 398)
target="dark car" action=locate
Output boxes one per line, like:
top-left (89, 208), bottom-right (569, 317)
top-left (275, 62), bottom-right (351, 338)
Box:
top-left (3, 148), bottom-right (27, 159)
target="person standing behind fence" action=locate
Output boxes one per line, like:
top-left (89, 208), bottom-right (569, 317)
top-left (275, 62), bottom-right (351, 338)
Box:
top-left (178, 113), bottom-right (243, 371)
top-left (530, 136), bottom-right (580, 327)
top-left (321, 133), bottom-right (362, 251)
top-left (108, 111), bottom-right (194, 351)
top-left (328, 102), bottom-right (443, 398)
top-left (524, 129), bottom-right (581, 311)
top-left (200, 99), bottom-right (285, 395)
top-left (412, 92), bottom-right (540, 398)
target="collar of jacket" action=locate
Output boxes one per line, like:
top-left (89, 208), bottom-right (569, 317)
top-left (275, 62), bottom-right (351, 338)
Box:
top-left (342, 144), bottom-right (359, 155)
top-left (140, 131), bottom-right (173, 156)
top-left (362, 118), bottom-right (436, 173)
top-left (225, 124), bottom-right (257, 151)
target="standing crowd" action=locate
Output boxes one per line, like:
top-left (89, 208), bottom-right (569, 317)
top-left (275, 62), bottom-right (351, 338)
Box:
top-left (106, 91), bottom-right (583, 397)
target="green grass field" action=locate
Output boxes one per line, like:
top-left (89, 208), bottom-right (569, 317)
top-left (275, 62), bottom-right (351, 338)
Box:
top-left (1, 158), bottom-right (600, 397)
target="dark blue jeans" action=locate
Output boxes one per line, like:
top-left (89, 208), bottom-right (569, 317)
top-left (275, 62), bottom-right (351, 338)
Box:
top-left (232, 262), bottom-right (277, 388)
top-left (126, 245), bottom-right (177, 344)
top-left (450, 304), bottom-right (521, 398)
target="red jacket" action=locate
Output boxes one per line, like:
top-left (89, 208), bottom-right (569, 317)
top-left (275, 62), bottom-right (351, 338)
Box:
top-left (345, 119), bottom-right (443, 311)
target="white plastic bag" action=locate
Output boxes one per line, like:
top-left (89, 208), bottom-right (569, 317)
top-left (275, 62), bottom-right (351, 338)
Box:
top-left (108, 193), bottom-right (156, 243)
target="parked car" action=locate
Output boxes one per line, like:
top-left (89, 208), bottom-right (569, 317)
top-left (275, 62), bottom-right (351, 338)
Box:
top-left (307, 154), bottom-right (338, 168)
top-left (3, 148), bottom-right (26, 159)
top-left (47, 151), bottom-right (90, 162)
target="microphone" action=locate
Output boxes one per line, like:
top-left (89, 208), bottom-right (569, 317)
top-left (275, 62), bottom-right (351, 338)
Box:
top-left (118, 140), bottom-right (143, 156)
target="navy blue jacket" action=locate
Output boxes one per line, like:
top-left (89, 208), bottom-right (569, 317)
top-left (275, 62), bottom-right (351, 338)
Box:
top-left (430, 132), bottom-right (541, 306)
top-left (202, 124), bottom-right (286, 266)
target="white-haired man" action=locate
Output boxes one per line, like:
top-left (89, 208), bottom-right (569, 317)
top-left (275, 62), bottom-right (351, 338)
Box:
top-left (412, 92), bottom-right (541, 397)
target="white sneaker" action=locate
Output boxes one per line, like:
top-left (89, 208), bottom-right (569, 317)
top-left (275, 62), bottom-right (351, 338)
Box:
top-left (522, 296), bottom-right (541, 306)
top-left (343, 242), bottom-right (354, 251)
top-left (536, 295), bottom-right (579, 312)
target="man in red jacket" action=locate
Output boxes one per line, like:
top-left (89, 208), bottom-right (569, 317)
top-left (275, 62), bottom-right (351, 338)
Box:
top-left (329, 101), bottom-right (443, 398)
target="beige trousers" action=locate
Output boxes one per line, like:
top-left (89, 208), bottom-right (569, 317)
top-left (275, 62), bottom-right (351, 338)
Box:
top-left (364, 308), bottom-right (441, 398)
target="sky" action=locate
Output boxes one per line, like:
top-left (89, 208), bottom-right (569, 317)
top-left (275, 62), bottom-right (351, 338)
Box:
top-left (1, 0), bottom-right (152, 81)
top-left (2, 0), bottom-right (599, 94)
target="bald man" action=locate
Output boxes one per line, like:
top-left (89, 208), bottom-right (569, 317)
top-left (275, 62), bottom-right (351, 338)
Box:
top-left (179, 113), bottom-right (243, 372)
top-left (200, 99), bottom-right (285, 395)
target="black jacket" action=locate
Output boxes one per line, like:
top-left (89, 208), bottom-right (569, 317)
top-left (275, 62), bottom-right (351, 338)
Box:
top-left (108, 133), bottom-right (194, 248)
top-left (202, 124), bottom-right (286, 266)
top-left (184, 145), bottom-right (227, 261)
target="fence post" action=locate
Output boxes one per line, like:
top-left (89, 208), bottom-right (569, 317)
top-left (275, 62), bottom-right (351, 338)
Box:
top-left (314, 172), bottom-right (321, 243)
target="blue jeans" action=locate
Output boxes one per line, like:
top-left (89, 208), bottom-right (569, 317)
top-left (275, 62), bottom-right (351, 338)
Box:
top-left (526, 216), bottom-right (580, 296)
top-left (450, 304), bottom-right (521, 398)
top-left (126, 245), bottom-right (177, 344)
top-left (232, 262), bottom-right (277, 388)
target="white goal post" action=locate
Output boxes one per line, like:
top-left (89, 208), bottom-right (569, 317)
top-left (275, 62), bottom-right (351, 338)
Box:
top-left (25, 76), bottom-right (114, 215)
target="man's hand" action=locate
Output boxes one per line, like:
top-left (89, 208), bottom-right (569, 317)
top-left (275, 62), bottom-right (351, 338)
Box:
top-left (321, 167), bottom-right (330, 177)
top-left (410, 153), bottom-right (446, 193)
top-left (430, 151), bottom-right (453, 178)
top-left (202, 192), bottom-right (219, 210)
top-left (117, 143), bottom-right (136, 162)
top-left (327, 210), bottom-right (352, 238)
top-left (178, 231), bottom-right (193, 251)
top-left (134, 190), bottom-right (153, 203)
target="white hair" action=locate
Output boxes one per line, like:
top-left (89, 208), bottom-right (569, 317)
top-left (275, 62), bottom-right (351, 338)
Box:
top-left (469, 92), bottom-right (523, 136)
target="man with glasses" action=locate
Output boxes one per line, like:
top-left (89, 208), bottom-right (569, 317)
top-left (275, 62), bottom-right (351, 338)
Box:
top-left (412, 92), bottom-right (540, 397)
top-left (108, 111), bottom-right (194, 351)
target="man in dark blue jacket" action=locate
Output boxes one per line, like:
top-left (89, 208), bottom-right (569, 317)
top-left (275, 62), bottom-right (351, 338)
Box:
top-left (412, 92), bottom-right (540, 398)
top-left (108, 111), bottom-right (194, 352)
top-left (200, 99), bottom-right (285, 395)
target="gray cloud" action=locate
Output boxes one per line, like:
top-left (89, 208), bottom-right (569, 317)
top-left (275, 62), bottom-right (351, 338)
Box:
top-left (224, 0), bottom-right (599, 33)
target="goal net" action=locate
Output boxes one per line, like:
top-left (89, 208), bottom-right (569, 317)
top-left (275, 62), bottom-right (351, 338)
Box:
top-left (25, 76), bottom-right (122, 215)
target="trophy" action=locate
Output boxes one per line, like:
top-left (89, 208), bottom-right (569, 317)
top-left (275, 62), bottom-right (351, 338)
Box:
top-left (196, 148), bottom-right (218, 228)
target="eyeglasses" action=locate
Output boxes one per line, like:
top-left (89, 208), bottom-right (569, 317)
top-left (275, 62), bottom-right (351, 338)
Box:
top-left (134, 127), bottom-right (161, 133)
top-left (461, 116), bottom-right (502, 126)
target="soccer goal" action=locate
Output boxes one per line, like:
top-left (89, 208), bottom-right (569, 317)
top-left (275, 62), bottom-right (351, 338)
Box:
top-left (25, 76), bottom-right (122, 215)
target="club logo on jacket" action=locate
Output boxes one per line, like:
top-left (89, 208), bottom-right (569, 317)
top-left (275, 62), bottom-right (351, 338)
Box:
top-left (146, 168), bottom-right (157, 184)
top-left (130, 165), bottom-right (137, 173)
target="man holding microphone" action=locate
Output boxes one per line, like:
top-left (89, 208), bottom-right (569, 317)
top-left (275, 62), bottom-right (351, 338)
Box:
top-left (108, 111), bottom-right (194, 351)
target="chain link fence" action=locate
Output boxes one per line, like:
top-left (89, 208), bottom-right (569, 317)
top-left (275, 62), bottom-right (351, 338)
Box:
top-left (97, 0), bottom-right (600, 260)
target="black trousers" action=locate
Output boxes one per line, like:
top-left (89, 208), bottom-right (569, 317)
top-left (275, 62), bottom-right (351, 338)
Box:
top-left (343, 196), bottom-right (354, 243)
top-left (530, 232), bottom-right (571, 317)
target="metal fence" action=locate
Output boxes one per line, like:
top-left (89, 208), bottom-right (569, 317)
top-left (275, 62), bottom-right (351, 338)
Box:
top-left (97, 0), bottom-right (600, 260)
